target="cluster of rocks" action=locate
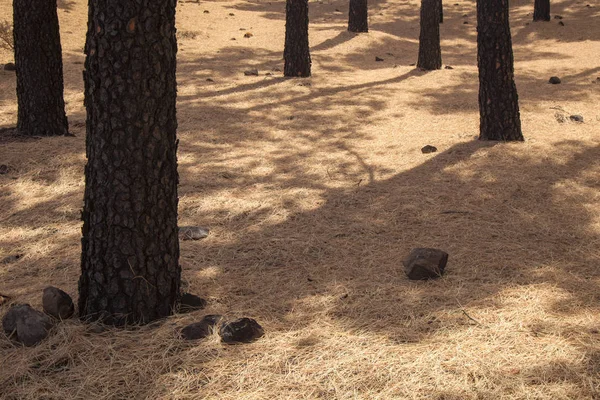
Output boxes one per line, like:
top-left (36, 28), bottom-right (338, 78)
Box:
top-left (178, 293), bottom-right (264, 344)
top-left (2, 287), bottom-right (74, 346)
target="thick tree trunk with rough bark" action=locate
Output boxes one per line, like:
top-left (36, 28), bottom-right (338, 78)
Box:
top-left (13, 0), bottom-right (68, 136)
top-left (533, 0), bottom-right (550, 21)
top-left (477, 0), bottom-right (523, 141)
top-left (79, 0), bottom-right (181, 326)
top-left (417, 0), bottom-right (442, 70)
top-left (348, 0), bottom-right (368, 32)
top-left (284, 0), bottom-right (311, 77)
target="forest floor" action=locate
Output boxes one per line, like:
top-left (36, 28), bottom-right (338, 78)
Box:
top-left (1, 0), bottom-right (600, 398)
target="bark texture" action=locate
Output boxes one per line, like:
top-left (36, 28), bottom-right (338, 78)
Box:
top-left (79, 0), bottom-right (181, 326)
top-left (533, 0), bottom-right (550, 21)
top-left (439, 0), bottom-right (443, 23)
top-left (348, 0), bottom-right (368, 33)
top-left (477, 0), bottom-right (523, 141)
top-left (284, 0), bottom-right (311, 77)
top-left (417, 0), bottom-right (442, 71)
top-left (13, 0), bottom-right (68, 136)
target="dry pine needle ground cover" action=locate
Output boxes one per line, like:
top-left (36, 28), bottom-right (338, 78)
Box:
top-left (1, 0), bottom-right (600, 398)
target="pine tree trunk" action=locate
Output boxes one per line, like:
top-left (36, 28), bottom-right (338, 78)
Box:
top-left (440, 0), bottom-right (443, 23)
top-left (79, 0), bottom-right (181, 326)
top-left (13, 0), bottom-right (68, 136)
top-left (477, 0), bottom-right (523, 141)
top-left (417, 0), bottom-right (442, 71)
top-left (533, 0), bottom-right (550, 22)
top-left (284, 0), bottom-right (311, 77)
top-left (348, 0), bottom-right (368, 33)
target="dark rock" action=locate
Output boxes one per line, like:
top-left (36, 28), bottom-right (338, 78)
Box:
top-left (203, 10), bottom-right (209, 13)
top-left (403, 248), bottom-right (449, 280)
top-left (42, 286), bottom-right (75, 319)
top-left (569, 114), bottom-right (584, 123)
top-left (219, 317), bottom-right (264, 344)
top-left (0, 164), bottom-right (9, 174)
top-left (231, 37), bottom-right (236, 40)
top-left (444, 65), bottom-right (454, 70)
top-left (375, 56), bottom-right (384, 62)
top-left (229, 13), bottom-right (235, 16)
top-left (554, 15), bottom-right (563, 19)
top-left (179, 226), bottom-right (209, 240)
top-left (421, 145), bottom-right (438, 154)
top-left (549, 76), bottom-right (562, 84)
top-left (244, 69), bottom-right (259, 76)
top-left (180, 315), bottom-right (222, 340)
top-left (179, 293), bottom-right (207, 313)
top-left (2, 304), bottom-right (53, 346)
top-left (243, 32), bottom-right (253, 38)
top-left (4, 63), bottom-right (16, 71)
top-left (558, 21), bottom-right (565, 26)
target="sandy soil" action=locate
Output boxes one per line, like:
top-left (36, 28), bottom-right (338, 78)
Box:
top-left (1, 0), bottom-right (600, 398)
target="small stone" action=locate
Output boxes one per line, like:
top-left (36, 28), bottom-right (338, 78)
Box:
top-left (42, 287), bottom-right (75, 320)
top-left (244, 69), bottom-right (259, 76)
top-left (229, 13), bottom-right (235, 16)
top-left (243, 32), bottom-right (253, 38)
top-left (231, 37), bottom-right (236, 40)
top-left (569, 115), bottom-right (584, 123)
top-left (554, 15), bottom-right (563, 19)
top-left (219, 317), bottom-right (264, 344)
top-left (4, 63), bottom-right (16, 71)
top-left (179, 293), bottom-right (207, 313)
top-left (403, 248), bottom-right (449, 280)
top-left (549, 76), bottom-right (561, 84)
top-left (558, 21), bottom-right (565, 26)
top-left (203, 10), bottom-right (209, 13)
top-left (180, 315), bottom-right (222, 340)
top-left (2, 304), bottom-right (53, 346)
top-left (444, 65), bottom-right (453, 70)
top-left (179, 226), bottom-right (209, 240)
top-left (421, 145), bottom-right (438, 154)
top-left (375, 56), bottom-right (384, 62)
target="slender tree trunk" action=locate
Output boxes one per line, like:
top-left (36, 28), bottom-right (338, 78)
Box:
top-left (477, 0), bottom-right (523, 141)
top-left (284, 0), bottom-right (311, 77)
top-left (439, 0), bottom-right (443, 23)
top-left (79, 0), bottom-right (181, 326)
top-left (348, 0), bottom-right (368, 32)
top-left (13, 0), bottom-right (68, 136)
top-left (417, 0), bottom-right (442, 70)
top-left (533, 0), bottom-right (550, 22)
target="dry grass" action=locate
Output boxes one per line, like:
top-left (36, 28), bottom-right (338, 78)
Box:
top-left (1, 0), bottom-right (600, 398)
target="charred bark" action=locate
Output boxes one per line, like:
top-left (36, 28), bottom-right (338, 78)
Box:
top-left (440, 0), bottom-right (443, 23)
top-left (533, 0), bottom-right (550, 22)
top-left (13, 0), bottom-right (68, 136)
top-left (477, 0), bottom-right (523, 141)
top-left (79, 0), bottom-right (181, 326)
top-left (417, 0), bottom-right (442, 70)
top-left (284, 0), bottom-right (311, 77)
top-left (348, 0), bottom-right (368, 33)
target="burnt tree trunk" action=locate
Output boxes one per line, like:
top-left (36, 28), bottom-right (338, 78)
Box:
top-left (477, 0), bottom-right (523, 141)
top-left (440, 0), bottom-right (443, 23)
top-left (533, 0), bottom-right (550, 21)
top-left (417, 0), bottom-right (442, 70)
top-left (348, 0), bottom-right (368, 32)
top-left (284, 0), bottom-right (311, 77)
top-left (79, 0), bottom-right (181, 326)
top-left (13, 0), bottom-right (68, 136)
